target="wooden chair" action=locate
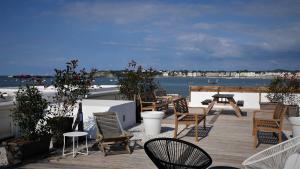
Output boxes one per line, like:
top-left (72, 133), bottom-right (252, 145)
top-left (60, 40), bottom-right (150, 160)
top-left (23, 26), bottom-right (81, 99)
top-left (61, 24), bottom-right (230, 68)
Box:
top-left (173, 97), bottom-right (207, 142)
top-left (94, 112), bottom-right (133, 156)
top-left (252, 103), bottom-right (288, 148)
top-left (138, 91), bottom-right (168, 112)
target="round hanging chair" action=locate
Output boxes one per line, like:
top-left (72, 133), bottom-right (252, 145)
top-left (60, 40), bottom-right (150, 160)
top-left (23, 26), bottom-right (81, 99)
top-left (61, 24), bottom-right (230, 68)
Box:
top-left (144, 137), bottom-right (212, 169)
top-left (242, 135), bottom-right (300, 169)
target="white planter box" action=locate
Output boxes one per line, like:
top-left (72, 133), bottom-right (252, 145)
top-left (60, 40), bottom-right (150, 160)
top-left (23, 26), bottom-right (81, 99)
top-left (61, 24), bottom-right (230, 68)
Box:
top-left (141, 111), bottom-right (164, 136)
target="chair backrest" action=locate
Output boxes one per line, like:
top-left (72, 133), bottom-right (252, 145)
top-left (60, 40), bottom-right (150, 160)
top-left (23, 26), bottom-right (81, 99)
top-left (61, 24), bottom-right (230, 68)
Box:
top-left (173, 97), bottom-right (189, 115)
top-left (144, 138), bottom-right (212, 169)
top-left (139, 91), bottom-right (157, 102)
top-left (242, 135), bottom-right (300, 169)
top-left (94, 112), bottom-right (123, 139)
top-left (273, 103), bottom-right (287, 120)
top-left (154, 88), bottom-right (167, 97)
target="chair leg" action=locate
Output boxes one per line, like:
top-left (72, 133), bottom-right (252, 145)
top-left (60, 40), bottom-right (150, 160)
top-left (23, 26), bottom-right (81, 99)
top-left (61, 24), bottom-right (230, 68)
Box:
top-left (99, 143), bottom-right (107, 156)
top-left (203, 117), bottom-right (206, 130)
top-left (125, 141), bottom-right (131, 154)
top-left (174, 121), bottom-right (178, 138)
top-left (252, 120), bottom-right (255, 136)
top-left (278, 132), bottom-right (282, 143)
top-left (253, 129), bottom-right (257, 148)
top-left (195, 123), bottom-right (199, 142)
top-left (195, 117), bottom-right (199, 142)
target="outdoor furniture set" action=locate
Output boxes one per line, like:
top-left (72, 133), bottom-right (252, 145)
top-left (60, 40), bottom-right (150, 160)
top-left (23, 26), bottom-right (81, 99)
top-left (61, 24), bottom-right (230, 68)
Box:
top-left (61, 91), bottom-right (292, 169)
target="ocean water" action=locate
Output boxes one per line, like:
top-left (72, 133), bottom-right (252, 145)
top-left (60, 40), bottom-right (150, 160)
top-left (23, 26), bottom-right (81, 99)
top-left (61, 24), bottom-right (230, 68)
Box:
top-left (0, 76), bottom-right (271, 97)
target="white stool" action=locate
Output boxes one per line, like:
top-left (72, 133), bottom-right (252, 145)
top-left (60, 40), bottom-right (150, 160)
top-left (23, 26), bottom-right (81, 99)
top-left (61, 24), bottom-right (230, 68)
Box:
top-left (63, 131), bottom-right (88, 158)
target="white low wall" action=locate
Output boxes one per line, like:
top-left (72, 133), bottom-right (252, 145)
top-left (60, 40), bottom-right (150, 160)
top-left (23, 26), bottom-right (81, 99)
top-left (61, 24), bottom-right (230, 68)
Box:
top-left (81, 99), bottom-right (136, 139)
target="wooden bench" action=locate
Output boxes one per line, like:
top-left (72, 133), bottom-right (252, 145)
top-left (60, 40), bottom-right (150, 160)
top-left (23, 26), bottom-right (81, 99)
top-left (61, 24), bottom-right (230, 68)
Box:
top-left (201, 99), bottom-right (212, 105)
top-left (237, 100), bottom-right (244, 107)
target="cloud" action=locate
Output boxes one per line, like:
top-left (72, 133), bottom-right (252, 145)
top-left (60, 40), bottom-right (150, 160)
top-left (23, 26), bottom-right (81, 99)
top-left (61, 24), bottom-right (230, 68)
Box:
top-left (60, 1), bottom-right (212, 25)
top-left (176, 33), bottom-right (241, 58)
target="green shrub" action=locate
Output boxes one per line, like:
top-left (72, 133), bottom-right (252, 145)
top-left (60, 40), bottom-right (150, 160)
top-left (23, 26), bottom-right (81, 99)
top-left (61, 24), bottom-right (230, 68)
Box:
top-left (11, 85), bottom-right (50, 140)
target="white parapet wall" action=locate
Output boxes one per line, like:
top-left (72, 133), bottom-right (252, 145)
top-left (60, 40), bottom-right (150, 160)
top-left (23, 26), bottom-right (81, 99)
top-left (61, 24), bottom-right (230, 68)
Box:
top-left (190, 85), bottom-right (300, 109)
top-left (81, 99), bottom-right (136, 139)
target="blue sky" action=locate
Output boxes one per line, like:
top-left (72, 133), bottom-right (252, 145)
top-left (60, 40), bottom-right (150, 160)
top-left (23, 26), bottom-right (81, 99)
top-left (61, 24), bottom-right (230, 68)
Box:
top-left (0, 0), bottom-right (300, 74)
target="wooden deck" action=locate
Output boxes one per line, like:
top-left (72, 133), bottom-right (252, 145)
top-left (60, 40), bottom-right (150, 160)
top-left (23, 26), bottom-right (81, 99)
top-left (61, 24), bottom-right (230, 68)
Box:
top-left (20, 108), bottom-right (292, 169)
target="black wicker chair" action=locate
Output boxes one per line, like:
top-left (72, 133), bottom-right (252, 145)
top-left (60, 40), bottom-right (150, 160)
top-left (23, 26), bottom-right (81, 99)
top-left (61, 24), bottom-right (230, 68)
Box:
top-left (144, 138), bottom-right (212, 169)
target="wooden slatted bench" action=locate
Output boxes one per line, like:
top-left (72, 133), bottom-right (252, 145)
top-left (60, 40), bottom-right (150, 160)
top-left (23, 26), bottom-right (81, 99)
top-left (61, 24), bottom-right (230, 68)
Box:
top-left (237, 100), bottom-right (244, 107)
top-left (201, 99), bottom-right (212, 105)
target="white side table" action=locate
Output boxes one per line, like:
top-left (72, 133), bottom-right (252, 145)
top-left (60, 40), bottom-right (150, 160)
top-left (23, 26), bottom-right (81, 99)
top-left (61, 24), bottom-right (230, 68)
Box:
top-left (63, 131), bottom-right (88, 158)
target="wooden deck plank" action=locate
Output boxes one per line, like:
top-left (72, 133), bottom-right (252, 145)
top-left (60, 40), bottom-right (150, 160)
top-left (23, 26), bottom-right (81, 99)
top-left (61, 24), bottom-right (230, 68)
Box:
top-left (20, 108), bottom-right (291, 169)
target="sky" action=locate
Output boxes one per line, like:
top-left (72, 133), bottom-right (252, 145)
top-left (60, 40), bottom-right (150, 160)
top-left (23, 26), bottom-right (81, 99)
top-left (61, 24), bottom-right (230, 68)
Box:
top-left (0, 0), bottom-right (300, 75)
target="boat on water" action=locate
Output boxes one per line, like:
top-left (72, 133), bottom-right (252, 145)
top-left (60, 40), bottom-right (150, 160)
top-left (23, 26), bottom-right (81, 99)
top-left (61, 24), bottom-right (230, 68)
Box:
top-left (208, 79), bottom-right (219, 84)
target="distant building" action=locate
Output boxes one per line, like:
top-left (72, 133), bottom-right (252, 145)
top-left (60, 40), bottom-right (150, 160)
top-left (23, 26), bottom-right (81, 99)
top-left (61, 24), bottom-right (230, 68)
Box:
top-left (206, 72), bottom-right (219, 77)
top-left (162, 71), bottom-right (169, 77)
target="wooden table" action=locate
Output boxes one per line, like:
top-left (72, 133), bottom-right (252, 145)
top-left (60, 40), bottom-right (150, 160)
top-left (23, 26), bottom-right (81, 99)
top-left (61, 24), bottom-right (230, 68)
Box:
top-left (207, 94), bottom-right (242, 117)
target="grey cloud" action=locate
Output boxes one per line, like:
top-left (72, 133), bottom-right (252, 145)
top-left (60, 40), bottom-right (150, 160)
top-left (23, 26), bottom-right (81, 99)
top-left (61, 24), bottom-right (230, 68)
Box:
top-left (60, 1), bottom-right (211, 24)
top-left (176, 33), bottom-right (241, 58)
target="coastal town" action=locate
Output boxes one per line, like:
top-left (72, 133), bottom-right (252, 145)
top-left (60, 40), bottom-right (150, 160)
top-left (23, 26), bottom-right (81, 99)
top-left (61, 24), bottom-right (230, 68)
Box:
top-left (94, 70), bottom-right (300, 78)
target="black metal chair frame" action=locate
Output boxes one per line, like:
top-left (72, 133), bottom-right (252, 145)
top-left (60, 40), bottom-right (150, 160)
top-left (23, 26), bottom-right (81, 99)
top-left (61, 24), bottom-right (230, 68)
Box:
top-left (144, 138), bottom-right (212, 169)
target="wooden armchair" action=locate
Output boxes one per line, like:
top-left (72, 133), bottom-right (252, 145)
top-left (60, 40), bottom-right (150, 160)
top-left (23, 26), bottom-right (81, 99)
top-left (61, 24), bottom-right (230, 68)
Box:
top-left (173, 97), bottom-right (207, 142)
top-left (94, 112), bottom-right (133, 156)
top-left (138, 91), bottom-right (168, 112)
top-left (252, 103), bottom-right (287, 148)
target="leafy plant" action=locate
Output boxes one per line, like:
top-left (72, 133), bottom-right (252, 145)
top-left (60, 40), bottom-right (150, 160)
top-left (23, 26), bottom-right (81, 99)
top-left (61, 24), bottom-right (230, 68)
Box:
top-left (266, 73), bottom-right (300, 105)
top-left (117, 60), bottom-right (159, 100)
top-left (51, 59), bottom-right (96, 117)
top-left (11, 85), bottom-right (50, 141)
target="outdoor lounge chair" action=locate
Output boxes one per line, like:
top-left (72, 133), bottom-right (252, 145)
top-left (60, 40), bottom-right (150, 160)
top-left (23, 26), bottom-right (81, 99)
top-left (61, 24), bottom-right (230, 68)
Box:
top-left (138, 90), bottom-right (168, 112)
top-left (243, 135), bottom-right (300, 169)
top-left (94, 112), bottom-right (133, 156)
top-left (173, 97), bottom-right (207, 142)
top-left (252, 102), bottom-right (287, 148)
top-left (144, 137), bottom-right (212, 169)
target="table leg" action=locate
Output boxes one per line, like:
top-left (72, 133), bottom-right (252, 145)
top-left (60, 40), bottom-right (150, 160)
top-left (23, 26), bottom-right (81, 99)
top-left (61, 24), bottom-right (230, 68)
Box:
top-left (63, 136), bottom-right (65, 156)
top-left (228, 99), bottom-right (242, 117)
top-left (86, 135), bottom-right (88, 155)
top-left (73, 137), bottom-right (75, 158)
top-left (207, 101), bottom-right (216, 114)
top-left (77, 136), bottom-right (78, 149)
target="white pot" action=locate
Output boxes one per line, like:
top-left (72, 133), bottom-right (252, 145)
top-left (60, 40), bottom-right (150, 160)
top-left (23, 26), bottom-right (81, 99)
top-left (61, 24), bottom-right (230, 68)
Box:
top-left (141, 111), bottom-right (164, 136)
top-left (288, 117), bottom-right (300, 137)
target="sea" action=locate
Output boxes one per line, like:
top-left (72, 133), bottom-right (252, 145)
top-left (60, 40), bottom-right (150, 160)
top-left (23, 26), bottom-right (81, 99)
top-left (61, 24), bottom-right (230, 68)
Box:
top-left (0, 76), bottom-right (271, 97)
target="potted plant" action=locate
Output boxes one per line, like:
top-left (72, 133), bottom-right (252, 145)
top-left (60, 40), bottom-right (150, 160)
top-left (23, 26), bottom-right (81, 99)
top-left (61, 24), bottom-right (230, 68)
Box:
top-left (260, 76), bottom-right (286, 110)
top-left (264, 73), bottom-right (299, 115)
top-left (48, 59), bottom-right (95, 147)
top-left (4, 84), bottom-right (51, 164)
top-left (117, 60), bottom-right (159, 123)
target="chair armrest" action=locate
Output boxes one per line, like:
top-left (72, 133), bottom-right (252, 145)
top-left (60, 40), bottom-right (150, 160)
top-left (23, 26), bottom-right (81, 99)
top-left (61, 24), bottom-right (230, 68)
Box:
top-left (122, 131), bottom-right (134, 138)
top-left (156, 96), bottom-right (172, 100)
top-left (253, 109), bottom-right (274, 117)
top-left (188, 112), bottom-right (206, 116)
top-left (175, 112), bottom-right (188, 116)
top-left (141, 101), bottom-right (156, 104)
top-left (255, 118), bottom-right (280, 122)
